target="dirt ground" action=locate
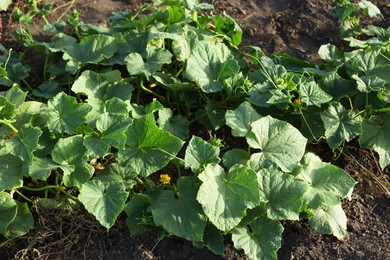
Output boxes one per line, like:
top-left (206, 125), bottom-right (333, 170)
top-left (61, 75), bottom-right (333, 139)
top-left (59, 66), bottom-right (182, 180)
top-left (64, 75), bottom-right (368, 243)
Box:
top-left (1, 0), bottom-right (390, 259)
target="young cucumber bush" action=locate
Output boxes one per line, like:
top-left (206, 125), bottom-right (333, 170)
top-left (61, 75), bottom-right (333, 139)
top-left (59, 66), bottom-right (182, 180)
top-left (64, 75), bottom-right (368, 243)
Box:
top-left (1, 0), bottom-right (388, 259)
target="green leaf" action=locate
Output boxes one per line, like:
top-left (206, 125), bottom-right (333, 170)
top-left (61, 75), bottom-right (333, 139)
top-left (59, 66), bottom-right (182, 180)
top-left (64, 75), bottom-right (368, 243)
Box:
top-left (257, 167), bottom-right (308, 220)
top-left (72, 70), bottom-right (132, 101)
top-left (345, 48), bottom-right (390, 83)
top-left (318, 44), bottom-right (344, 66)
top-left (197, 164), bottom-right (259, 232)
top-left (296, 153), bottom-right (357, 209)
top-left (150, 177), bottom-right (207, 242)
top-left (23, 156), bottom-right (58, 180)
top-left (51, 135), bottom-right (94, 187)
top-left (222, 149), bottom-right (250, 169)
top-left (218, 58), bottom-right (240, 80)
top-left (225, 101), bottom-right (262, 137)
top-left (6, 124), bottom-right (42, 162)
top-left (231, 216), bottom-right (283, 260)
top-left (119, 114), bottom-right (184, 177)
top-left (79, 180), bottom-right (128, 230)
top-left (247, 116), bottom-right (307, 172)
top-left (125, 46), bottom-right (172, 76)
top-left (84, 114), bottom-right (132, 157)
top-left (320, 102), bottom-right (362, 150)
top-left (0, 155), bottom-right (24, 192)
top-left (62, 34), bottom-right (118, 64)
top-left (299, 79), bottom-right (332, 107)
top-left (0, 196), bottom-right (34, 238)
top-left (319, 70), bottom-right (356, 102)
top-left (33, 81), bottom-right (62, 99)
top-left (205, 100), bottom-right (225, 130)
top-left (360, 114), bottom-right (390, 169)
top-left (95, 163), bottom-right (137, 190)
top-left (309, 204), bottom-right (347, 239)
top-left (0, 192), bottom-right (17, 236)
top-left (157, 107), bottom-right (189, 140)
top-left (124, 194), bottom-right (153, 236)
top-left (215, 13), bottom-right (243, 46)
top-left (0, 85), bottom-right (27, 109)
top-left (47, 92), bottom-right (92, 134)
top-left (0, 96), bottom-right (15, 119)
top-left (184, 136), bottom-right (221, 174)
top-left (352, 74), bottom-right (386, 93)
top-left (358, 0), bottom-right (382, 17)
top-left (185, 40), bottom-right (230, 93)
top-left (201, 224), bottom-right (225, 255)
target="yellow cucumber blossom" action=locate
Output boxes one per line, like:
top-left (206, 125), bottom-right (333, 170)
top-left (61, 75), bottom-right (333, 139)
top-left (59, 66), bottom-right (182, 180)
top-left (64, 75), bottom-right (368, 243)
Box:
top-left (159, 174), bottom-right (171, 185)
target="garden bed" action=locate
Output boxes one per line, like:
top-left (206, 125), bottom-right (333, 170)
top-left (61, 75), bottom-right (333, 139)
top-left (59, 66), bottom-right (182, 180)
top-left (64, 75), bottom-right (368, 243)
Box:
top-left (1, 0), bottom-right (390, 259)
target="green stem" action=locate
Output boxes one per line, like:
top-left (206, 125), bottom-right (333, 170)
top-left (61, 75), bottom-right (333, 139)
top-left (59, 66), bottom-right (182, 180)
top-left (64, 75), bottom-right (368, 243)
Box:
top-left (140, 78), bottom-right (167, 104)
top-left (135, 176), bottom-right (144, 185)
top-left (22, 185), bottom-right (59, 192)
top-left (4, 48), bottom-right (12, 70)
top-left (14, 189), bottom-right (33, 203)
top-left (373, 106), bottom-right (390, 113)
top-left (58, 189), bottom-right (80, 203)
top-left (0, 119), bottom-right (18, 133)
top-left (299, 109), bottom-right (321, 142)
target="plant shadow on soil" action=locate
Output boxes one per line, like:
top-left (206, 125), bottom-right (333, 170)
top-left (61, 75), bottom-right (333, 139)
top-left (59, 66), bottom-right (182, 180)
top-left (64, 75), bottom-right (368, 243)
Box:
top-left (1, 0), bottom-right (390, 259)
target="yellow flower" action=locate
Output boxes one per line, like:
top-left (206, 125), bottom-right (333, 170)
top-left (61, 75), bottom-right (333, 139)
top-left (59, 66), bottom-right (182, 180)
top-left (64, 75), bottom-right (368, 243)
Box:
top-left (160, 174), bottom-right (171, 185)
top-left (293, 97), bottom-right (301, 105)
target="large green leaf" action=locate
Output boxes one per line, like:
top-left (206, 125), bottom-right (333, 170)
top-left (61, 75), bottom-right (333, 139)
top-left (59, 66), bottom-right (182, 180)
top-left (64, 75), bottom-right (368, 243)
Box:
top-left (84, 114), bottom-right (132, 157)
top-left (320, 102), bottom-right (362, 150)
top-left (125, 46), bottom-right (172, 76)
top-left (157, 107), bottom-right (189, 140)
top-left (309, 204), bottom-right (347, 239)
top-left (51, 135), bottom-right (94, 187)
top-left (185, 40), bottom-right (230, 93)
top-left (299, 78), bottom-right (332, 107)
top-left (222, 149), bottom-right (250, 169)
top-left (47, 92), bottom-right (92, 134)
top-left (0, 154), bottom-right (24, 192)
top-left (184, 136), bottom-right (221, 174)
top-left (247, 116), bottom-right (307, 172)
top-left (225, 101), bottom-right (262, 137)
top-left (231, 216), bottom-right (283, 260)
top-left (197, 164), bottom-right (259, 232)
top-left (0, 85), bottom-right (27, 109)
top-left (124, 194), bottom-right (153, 236)
top-left (257, 167), bottom-right (308, 220)
top-left (6, 124), bottom-right (42, 162)
top-left (22, 156), bottom-right (58, 181)
top-left (0, 193), bottom-right (34, 238)
top-left (119, 113), bottom-right (184, 177)
top-left (0, 96), bottom-right (15, 120)
top-left (296, 153), bottom-right (356, 209)
top-left (360, 114), bottom-right (390, 169)
top-left (95, 163), bottom-right (137, 190)
top-left (72, 70), bottom-right (132, 101)
top-left (150, 177), bottom-right (207, 242)
top-left (345, 48), bottom-right (390, 83)
top-left (0, 192), bottom-right (17, 236)
top-left (79, 180), bottom-right (128, 230)
top-left (62, 34), bottom-right (118, 64)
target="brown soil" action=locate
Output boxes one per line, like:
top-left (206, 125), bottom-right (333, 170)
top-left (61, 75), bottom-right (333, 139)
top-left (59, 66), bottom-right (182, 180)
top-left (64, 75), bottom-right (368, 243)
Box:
top-left (1, 0), bottom-right (390, 259)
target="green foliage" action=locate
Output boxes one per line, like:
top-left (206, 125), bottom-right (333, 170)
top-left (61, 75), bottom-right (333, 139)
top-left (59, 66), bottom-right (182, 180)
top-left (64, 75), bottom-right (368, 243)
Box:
top-left (1, 0), bottom-right (389, 259)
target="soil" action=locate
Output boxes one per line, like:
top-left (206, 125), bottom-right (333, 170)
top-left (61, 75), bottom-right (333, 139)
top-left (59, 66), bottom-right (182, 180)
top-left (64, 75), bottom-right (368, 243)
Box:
top-left (1, 0), bottom-right (390, 259)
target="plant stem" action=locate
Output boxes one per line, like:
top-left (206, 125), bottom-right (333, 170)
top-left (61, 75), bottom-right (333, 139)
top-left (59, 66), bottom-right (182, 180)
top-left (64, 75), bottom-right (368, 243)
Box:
top-left (140, 78), bottom-right (167, 104)
top-left (14, 189), bottom-right (33, 203)
top-left (0, 119), bottom-right (18, 133)
top-left (373, 106), bottom-right (390, 114)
